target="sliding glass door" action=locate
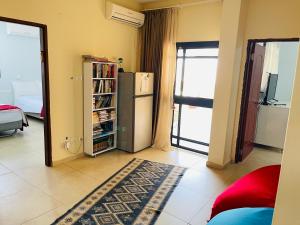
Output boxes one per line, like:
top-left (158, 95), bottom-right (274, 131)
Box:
top-left (171, 42), bottom-right (219, 155)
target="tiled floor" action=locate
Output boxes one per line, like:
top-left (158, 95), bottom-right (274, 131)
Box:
top-left (0, 120), bottom-right (282, 225)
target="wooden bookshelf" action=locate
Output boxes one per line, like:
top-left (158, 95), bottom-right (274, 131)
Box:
top-left (83, 61), bottom-right (118, 156)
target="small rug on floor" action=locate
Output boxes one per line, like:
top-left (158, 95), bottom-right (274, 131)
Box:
top-left (52, 158), bottom-right (186, 225)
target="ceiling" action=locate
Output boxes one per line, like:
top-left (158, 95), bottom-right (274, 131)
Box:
top-left (136, 0), bottom-right (161, 3)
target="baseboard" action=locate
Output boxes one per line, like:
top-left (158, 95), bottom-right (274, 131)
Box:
top-left (52, 153), bottom-right (85, 166)
top-left (206, 160), bottom-right (230, 170)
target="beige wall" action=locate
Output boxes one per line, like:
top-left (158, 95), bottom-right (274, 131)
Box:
top-left (272, 47), bottom-right (300, 225)
top-left (177, 1), bottom-right (222, 42)
top-left (207, 0), bottom-right (247, 166)
top-left (244, 0), bottom-right (300, 39)
top-left (143, 0), bottom-right (222, 42)
top-left (231, 0), bottom-right (300, 162)
top-left (0, 0), bottom-right (141, 162)
top-left (241, 1), bottom-right (300, 223)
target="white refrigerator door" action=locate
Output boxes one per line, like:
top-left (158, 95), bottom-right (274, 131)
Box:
top-left (134, 95), bottom-right (153, 152)
top-left (135, 72), bottom-right (154, 96)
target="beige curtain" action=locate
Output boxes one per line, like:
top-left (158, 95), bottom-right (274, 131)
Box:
top-left (152, 8), bottom-right (178, 151)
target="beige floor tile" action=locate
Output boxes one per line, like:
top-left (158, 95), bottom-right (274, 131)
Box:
top-left (0, 153), bottom-right (44, 171)
top-left (38, 171), bottom-right (100, 204)
top-left (154, 211), bottom-right (188, 225)
top-left (0, 172), bottom-right (33, 197)
top-left (162, 186), bottom-right (211, 222)
top-left (189, 198), bottom-right (215, 225)
top-left (0, 164), bottom-right (10, 175)
top-left (247, 147), bottom-right (282, 164)
top-left (14, 163), bottom-right (76, 187)
top-left (178, 168), bottom-right (232, 198)
top-left (22, 203), bottom-right (74, 225)
top-left (0, 187), bottom-right (61, 225)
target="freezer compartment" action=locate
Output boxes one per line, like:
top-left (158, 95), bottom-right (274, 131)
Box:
top-left (134, 95), bottom-right (153, 152)
top-left (135, 72), bottom-right (154, 96)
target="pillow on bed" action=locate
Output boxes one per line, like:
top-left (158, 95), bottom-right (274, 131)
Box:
top-left (207, 208), bottom-right (274, 225)
top-left (211, 165), bottom-right (280, 219)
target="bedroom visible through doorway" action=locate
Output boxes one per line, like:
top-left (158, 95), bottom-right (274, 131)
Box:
top-left (236, 39), bottom-right (299, 164)
top-left (0, 18), bottom-right (52, 167)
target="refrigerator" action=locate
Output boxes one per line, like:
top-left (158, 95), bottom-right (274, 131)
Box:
top-left (117, 72), bottom-right (154, 152)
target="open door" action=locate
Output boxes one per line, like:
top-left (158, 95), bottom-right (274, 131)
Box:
top-left (236, 43), bottom-right (266, 162)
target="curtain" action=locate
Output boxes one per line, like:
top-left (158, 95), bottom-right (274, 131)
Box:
top-left (139, 8), bottom-right (178, 150)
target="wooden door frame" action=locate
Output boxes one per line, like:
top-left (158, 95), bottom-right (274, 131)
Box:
top-left (235, 38), bottom-right (300, 163)
top-left (0, 16), bottom-right (52, 166)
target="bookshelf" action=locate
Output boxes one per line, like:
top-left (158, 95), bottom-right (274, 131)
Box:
top-left (83, 61), bottom-right (118, 156)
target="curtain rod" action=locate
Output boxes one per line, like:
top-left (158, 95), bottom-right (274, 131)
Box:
top-left (141, 0), bottom-right (221, 11)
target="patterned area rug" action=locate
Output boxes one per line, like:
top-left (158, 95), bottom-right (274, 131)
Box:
top-left (52, 158), bottom-right (186, 225)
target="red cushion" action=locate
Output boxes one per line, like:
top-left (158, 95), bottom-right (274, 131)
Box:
top-left (0, 104), bottom-right (20, 111)
top-left (211, 165), bottom-right (281, 219)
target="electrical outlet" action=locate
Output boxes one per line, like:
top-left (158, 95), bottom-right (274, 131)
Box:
top-left (64, 137), bottom-right (71, 150)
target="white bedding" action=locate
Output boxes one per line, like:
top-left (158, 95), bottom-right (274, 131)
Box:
top-left (12, 81), bottom-right (43, 114)
top-left (15, 95), bottom-right (43, 114)
top-left (0, 109), bottom-right (23, 123)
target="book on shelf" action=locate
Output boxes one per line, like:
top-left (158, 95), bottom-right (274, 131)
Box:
top-left (93, 135), bottom-right (114, 153)
top-left (92, 110), bottom-right (116, 123)
top-left (93, 120), bottom-right (114, 137)
top-left (93, 64), bottom-right (116, 78)
top-left (93, 80), bottom-right (116, 94)
top-left (93, 96), bottom-right (113, 109)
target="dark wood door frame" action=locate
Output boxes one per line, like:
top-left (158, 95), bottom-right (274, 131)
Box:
top-left (235, 38), bottom-right (300, 163)
top-left (0, 16), bottom-right (52, 166)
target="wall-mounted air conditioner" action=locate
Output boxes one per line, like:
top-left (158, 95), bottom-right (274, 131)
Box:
top-left (106, 2), bottom-right (145, 28)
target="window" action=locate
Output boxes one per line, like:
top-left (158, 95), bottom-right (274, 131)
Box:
top-left (171, 42), bottom-right (219, 154)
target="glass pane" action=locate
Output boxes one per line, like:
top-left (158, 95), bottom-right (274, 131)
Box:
top-left (172, 104), bottom-right (179, 136)
top-left (179, 105), bottom-right (212, 144)
top-left (175, 58), bottom-right (183, 96)
top-left (172, 138), bottom-right (177, 145)
top-left (186, 48), bottom-right (219, 57)
top-left (177, 48), bottom-right (184, 57)
top-left (179, 140), bottom-right (209, 153)
top-left (182, 58), bottom-right (218, 98)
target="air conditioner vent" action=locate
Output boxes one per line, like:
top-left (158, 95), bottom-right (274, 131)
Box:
top-left (106, 2), bottom-right (145, 28)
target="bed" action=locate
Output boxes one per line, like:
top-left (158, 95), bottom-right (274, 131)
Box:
top-left (12, 81), bottom-right (44, 119)
top-left (0, 105), bottom-right (29, 137)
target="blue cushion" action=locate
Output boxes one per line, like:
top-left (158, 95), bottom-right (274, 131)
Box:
top-left (207, 208), bottom-right (274, 225)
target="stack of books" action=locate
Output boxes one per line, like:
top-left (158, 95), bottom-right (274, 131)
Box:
top-left (110, 110), bottom-right (116, 120)
top-left (93, 112), bottom-right (100, 123)
top-left (99, 110), bottom-right (109, 122)
top-left (93, 126), bottom-right (104, 136)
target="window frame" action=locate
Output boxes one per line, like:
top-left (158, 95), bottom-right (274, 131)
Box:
top-left (171, 41), bottom-right (219, 155)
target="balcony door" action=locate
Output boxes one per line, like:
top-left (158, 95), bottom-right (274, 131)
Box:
top-left (171, 42), bottom-right (219, 155)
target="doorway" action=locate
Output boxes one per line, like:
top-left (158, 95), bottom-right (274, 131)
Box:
top-left (0, 17), bottom-right (52, 166)
top-left (171, 41), bottom-right (219, 155)
top-left (236, 38), bottom-right (299, 162)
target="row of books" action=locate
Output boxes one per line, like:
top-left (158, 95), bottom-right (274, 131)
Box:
top-left (93, 110), bottom-right (116, 124)
top-left (93, 121), bottom-right (114, 136)
top-left (93, 135), bottom-right (114, 153)
top-left (93, 80), bottom-right (115, 94)
top-left (93, 64), bottom-right (115, 78)
top-left (93, 96), bottom-right (113, 109)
